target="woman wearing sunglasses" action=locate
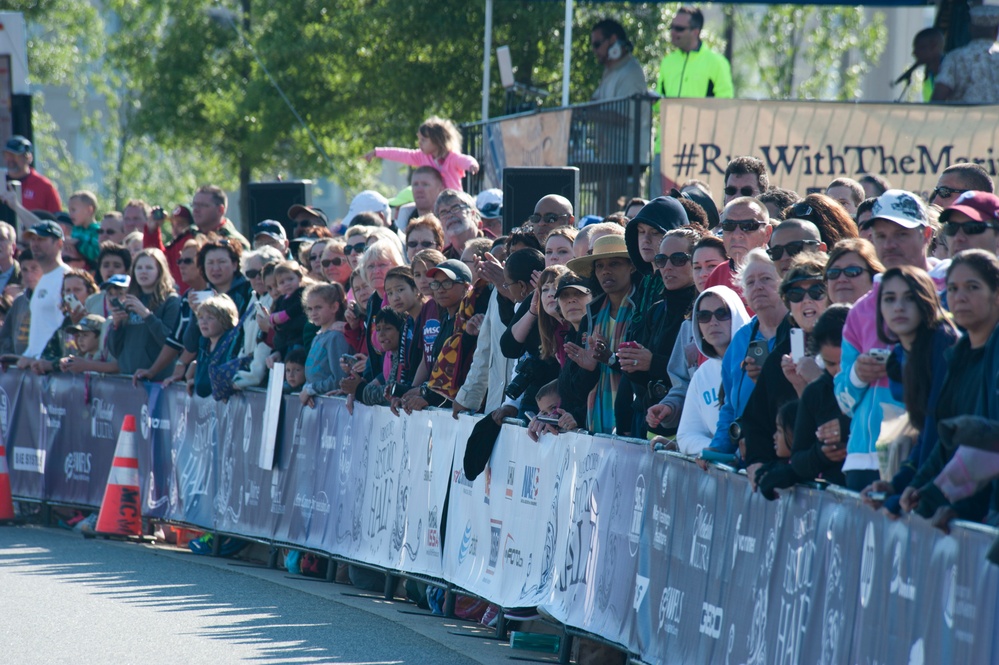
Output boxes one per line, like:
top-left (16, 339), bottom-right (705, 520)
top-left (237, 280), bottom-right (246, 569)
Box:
top-left (741, 254), bottom-right (830, 476)
top-left (320, 238), bottom-right (353, 286)
top-left (824, 238), bottom-right (883, 305)
top-left (675, 285), bottom-right (750, 455)
top-left (625, 226), bottom-right (700, 438)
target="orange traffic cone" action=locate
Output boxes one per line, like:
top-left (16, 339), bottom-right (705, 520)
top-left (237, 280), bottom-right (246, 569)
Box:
top-left (0, 442), bottom-right (15, 523)
top-left (94, 415), bottom-right (142, 537)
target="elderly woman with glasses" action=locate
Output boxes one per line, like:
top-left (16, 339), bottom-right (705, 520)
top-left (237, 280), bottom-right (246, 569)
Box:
top-left (740, 254), bottom-right (830, 480)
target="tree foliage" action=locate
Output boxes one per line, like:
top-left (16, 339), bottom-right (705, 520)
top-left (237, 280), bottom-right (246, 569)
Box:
top-left (17, 0), bottom-right (886, 217)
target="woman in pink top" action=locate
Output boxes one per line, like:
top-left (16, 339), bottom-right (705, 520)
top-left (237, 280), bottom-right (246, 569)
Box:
top-left (365, 116), bottom-right (479, 191)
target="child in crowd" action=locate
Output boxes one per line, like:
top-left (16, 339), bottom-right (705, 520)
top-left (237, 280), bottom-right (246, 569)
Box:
top-left (167, 294), bottom-right (239, 398)
top-left (345, 270), bottom-right (374, 356)
top-left (266, 261), bottom-right (310, 364)
top-left (59, 314), bottom-right (118, 374)
top-left (67, 190), bottom-right (101, 265)
top-left (300, 283), bottom-right (351, 407)
top-left (351, 307), bottom-right (407, 406)
top-left (283, 347), bottom-right (307, 393)
top-left (774, 400), bottom-right (797, 460)
top-left (528, 379), bottom-right (579, 441)
top-left (365, 116), bottom-right (479, 191)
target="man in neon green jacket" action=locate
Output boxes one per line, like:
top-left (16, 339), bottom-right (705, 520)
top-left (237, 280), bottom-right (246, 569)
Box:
top-left (652, 7), bottom-right (734, 195)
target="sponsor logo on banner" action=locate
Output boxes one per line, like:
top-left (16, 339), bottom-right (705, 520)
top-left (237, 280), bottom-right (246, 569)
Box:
top-left (658, 586), bottom-right (684, 636)
top-left (487, 518), bottom-right (502, 575)
top-left (0, 386), bottom-right (9, 437)
top-left (859, 522), bottom-right (876, 608)
top-left (942, 564), bottom-right (976, 644)
top-left (270, 469), bottom-right (285, 515)
top-left (63, 452), bottom-right (92, 482)
top-left (629, 474), bottom-right (645, 556)
top-left (558, 453), bottom-right (600, 592)
top-left (453, 466), bottom-right (474, 494)
top-left (732, 514), bottom-right (758, 569)
top-left (423, 432), bottom-right (434, 482)
top-left (484, 464), bottom-right (491, 505)
top-left (700, 602), bottom-right (723, 639)
top-left (39, 401), bottom-right (66, 430)
top-left (633, 574), bottom-right (649, 612)
top-left (458, 521), bottom-right (477, 565)
top-left (13, 446), bottom-right (45, 473)
top-left (505, 460), bottom-right (515, 499)
top-left (889, 542), bottom-right (916, 601)
top-left (244, 480), bottom-right (261, 507)
top-left (294, 491), bottom-right (331, 518)
top-left (504, 533), bottom-right (523, 568)
top-left (140, 403), bottom-right (172, 440)
top-left (88, 398), bottom-right (114, 439)
top-left (368, 430), bottom-right (397, 539)
top-left (427, 505), bottom-right (440, 553)
top-left (520, 465), bottom-right (540, 505)
top-left (689, 504), bottom-right (714, 572)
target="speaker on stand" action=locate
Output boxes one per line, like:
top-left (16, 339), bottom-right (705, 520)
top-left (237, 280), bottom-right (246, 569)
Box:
top-left (501, 167), bottom-right (579, 234)
top-left (246, 180), bottom-right (312, 239)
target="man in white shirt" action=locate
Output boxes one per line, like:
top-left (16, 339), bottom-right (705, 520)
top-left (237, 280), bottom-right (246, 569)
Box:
top-left (18, 221), bottom-right (70, 364)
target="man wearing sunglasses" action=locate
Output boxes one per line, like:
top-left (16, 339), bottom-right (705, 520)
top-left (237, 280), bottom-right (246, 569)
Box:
top-left (766, 218), bottom-right (826, 277)
top-left (927, 162), bottom-right (995, 210)
top-left (704, 197), bottom-right (771, 306)
top-left (722, 156), bottom-right (769, 205)
top-left (652, 7), bottom-right (732, 197)
top-left (939, 191), bottom-right (999, 256)
top-left (525, 194), bottom-right (575, 245)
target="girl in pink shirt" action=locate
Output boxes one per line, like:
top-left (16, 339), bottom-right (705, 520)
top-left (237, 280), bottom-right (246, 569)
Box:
top-left (365, 116), bottom-right (479, 191)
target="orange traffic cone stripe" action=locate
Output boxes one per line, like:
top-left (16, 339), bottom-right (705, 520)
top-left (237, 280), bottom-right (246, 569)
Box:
top-left (95, 415), bottom-right (142, 536)
top-left (0, 443), bottom-right (14, 522)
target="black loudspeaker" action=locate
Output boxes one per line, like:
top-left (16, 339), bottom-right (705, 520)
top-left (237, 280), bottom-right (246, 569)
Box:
top-left (247, 180), bottom-right (312, 236)
top-left (11, 94), bottom-right (31, 143)
top-left (502, 167), bottom-right (579, 234)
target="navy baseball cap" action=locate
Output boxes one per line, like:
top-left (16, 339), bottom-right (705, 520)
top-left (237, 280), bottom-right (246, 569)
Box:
top-left (23, 220), bottom-right (64, 240)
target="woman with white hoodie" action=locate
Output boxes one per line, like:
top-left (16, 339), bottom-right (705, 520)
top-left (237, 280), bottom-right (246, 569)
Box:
top-left (676, 285), bottom-right (751, 455)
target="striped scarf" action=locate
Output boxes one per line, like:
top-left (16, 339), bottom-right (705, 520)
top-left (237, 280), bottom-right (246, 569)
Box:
top-left (586, 293), bottom-right (635, 434)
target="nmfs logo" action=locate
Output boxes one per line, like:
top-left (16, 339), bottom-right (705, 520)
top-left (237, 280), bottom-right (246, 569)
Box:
top-left (520, 465), bottom-right (540, 504)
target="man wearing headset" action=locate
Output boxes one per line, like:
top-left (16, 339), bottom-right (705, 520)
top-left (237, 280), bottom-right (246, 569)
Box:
top-left (590, 19), bottom-right (647, 102)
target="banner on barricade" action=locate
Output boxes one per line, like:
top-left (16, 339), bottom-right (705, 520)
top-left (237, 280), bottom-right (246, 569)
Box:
top-left (4, 370), bottom-right (999, 664)
top-left (659, 99), bottom-right (999, 198)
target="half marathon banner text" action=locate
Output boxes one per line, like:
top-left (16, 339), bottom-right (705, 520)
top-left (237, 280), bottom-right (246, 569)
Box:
top-left (659, 99), bottom-right (999, 200)
top-left (4, 371), bottom-right (998, 664)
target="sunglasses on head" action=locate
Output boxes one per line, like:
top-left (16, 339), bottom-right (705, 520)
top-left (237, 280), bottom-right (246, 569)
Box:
top-left (653, 252), bottom-right (692, 268)
top-left (724, 185), bottom-right (757, 197)
top-left (789, 202), bottom-right (815, 218)
top-left (322, 257), bottom-right (346, 268)
top-left (942, 220), bottom-right (998, 236)
top-left (767, 239), bottom-right (820, 261)
top-left (407, 239), bottom-right (436, 249)
top-left (932, 186), bottom-right (969, 200)
top-left (720, 219), bottom-right (765, 233)
top-left (696, 307), bottom-right (732, 323)
top-left (825, 265), bottom-right (867, 280)
top-left (344, 242), bottom-right (367, 255)
top-left (177, 257), bottom-right (195, 266)
top-left (784, 283), bottom-right (827, 303)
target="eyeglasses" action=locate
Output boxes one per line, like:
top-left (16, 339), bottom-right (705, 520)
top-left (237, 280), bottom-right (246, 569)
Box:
top-left (98, 228), bottom-right (119, 236)
top-left (652, 252), bottom-right (692, 268)
top-left (407, 239), bottom-right (436, 249)
top-left (942, 220), bottom-right (998, 236)
top-left (696, 307), bottom-right (732, 323)
top-left (527, 212), bottom-right (571, 226)
top-left (429, 279), bottom-right (455, 291)
top-left (931, 186), bottom-right (969, 201)
top-left (720, 219), bottom-right (766, 233)
top-left (322, 257), bottom-right (346, 268)
top-left (724, 186), bottom-right (757, 197)
top-left (437, 203), bottom-right (472, 218)
top-left (177, 257), bottom-right (195, 266)
top-left (295, 219), bottom-right (318, 228)
top-left (784, 283), bottom-right (828, 303)
top-left (669, 24), bottom-right (690, 32)
top-left (244, 268), bottom-right (263, 279)
top-left (825, 265), bottom-right (868, 280)
top-left (767, 239), bottom-right (820, 260)
top-left (344, 242), bottom-right (367, 255)
top-left (590, 38), bottom-right (606, 50)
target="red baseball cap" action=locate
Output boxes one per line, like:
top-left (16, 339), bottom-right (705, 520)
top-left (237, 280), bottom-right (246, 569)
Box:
top-left (940, 191), bottom-right (999, 224)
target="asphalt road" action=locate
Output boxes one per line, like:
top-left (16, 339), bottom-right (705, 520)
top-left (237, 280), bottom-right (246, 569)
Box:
top-left (0, 526), bottom-right (522, 665)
